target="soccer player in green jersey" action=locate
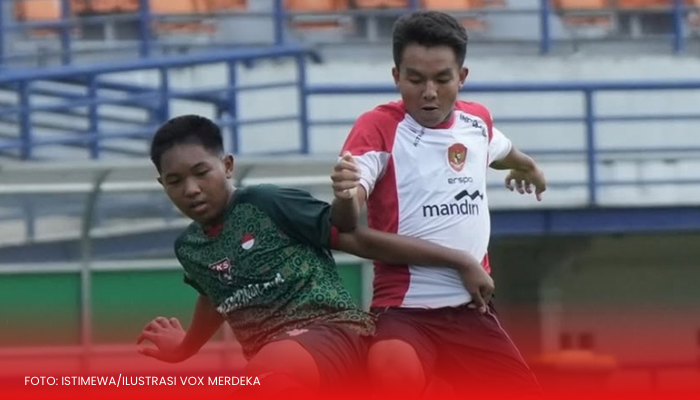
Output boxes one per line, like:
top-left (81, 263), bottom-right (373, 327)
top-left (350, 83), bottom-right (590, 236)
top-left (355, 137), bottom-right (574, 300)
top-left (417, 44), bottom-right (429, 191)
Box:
top-left (136, 115), bottom-right (493, 399)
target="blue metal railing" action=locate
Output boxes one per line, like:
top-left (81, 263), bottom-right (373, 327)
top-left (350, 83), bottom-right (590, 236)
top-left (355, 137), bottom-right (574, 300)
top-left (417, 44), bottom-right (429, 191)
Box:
top-left (2, 46), bottom-right (700, 204)
top-left (304, 80), bottom-right (700, 205)
top-left (2, 0), bottom-right (699, 67)
top-left (0, 44), bottom-right (313, 159)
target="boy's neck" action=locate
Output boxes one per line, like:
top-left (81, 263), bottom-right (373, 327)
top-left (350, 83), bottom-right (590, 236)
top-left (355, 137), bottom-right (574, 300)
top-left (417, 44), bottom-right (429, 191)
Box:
top-left (201, 186), bottom-right (236, 237)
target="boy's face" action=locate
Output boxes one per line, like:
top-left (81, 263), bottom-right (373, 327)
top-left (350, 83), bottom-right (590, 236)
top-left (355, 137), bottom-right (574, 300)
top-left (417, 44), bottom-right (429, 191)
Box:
top-left (393, 43), bottom-right (468, 128)
top-left (158, 143), bottom-right (234, 227)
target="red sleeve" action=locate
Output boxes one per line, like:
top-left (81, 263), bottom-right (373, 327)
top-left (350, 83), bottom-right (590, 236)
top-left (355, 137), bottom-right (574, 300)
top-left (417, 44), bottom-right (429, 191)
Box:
top-left (341, 103), bottom-right (404, 156)
top-left (456, 101), bottom-right (494, 142)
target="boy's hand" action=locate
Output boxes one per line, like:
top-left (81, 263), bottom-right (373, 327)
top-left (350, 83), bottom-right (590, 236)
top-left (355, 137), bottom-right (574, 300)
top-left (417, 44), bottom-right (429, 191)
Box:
top-left (331, 151), bottom-right (360, 200)
top-left (458, 265), bottom-right (495, 314)
top-left (505, 167), bottom-right (547, 201)
top-left (136, 317), bottom-right (189, 363)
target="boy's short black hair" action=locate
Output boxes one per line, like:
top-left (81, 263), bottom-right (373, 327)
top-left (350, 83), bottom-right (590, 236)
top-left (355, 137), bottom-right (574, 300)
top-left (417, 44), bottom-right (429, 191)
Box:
top-left (392, 11), bottom-right (468, 68)
top-left (150, 115), bottom-right (224, 172)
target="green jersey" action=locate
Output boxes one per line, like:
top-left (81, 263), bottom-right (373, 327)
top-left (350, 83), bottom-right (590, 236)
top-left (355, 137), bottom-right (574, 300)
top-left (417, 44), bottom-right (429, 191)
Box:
top-left (174, 184), bottom-right (374, 359)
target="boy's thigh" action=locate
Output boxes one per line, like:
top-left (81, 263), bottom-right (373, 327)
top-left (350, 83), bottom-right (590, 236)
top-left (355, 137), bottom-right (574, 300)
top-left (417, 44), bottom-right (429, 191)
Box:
top-left (371, 308), bottom-right (441, 384)
top-left (245, 339), bottom-right (319, 391)
top-left (434, 305), bottom-right (543, 398)
top-left (261, 324), bottom-right (370, 395)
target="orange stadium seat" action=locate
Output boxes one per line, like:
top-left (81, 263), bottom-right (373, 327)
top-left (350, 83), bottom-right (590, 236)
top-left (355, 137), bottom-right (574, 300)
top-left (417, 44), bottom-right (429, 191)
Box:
top-left (286, 0), bottom-right (347, 11)
top-left (206, 0), bottom-right (248, 11)
top-left (617, 0), bottom-right (668, 8)
top-left (285, 0), bottom-right (350, 30)
top-left (423, 0), bottom-right (466, 9)
top-left (423, 0), bottom-right (491, 30)
top-left (150, 0), bottom-right (213, 33)
top-left (14, 0), bottom-right (60, 21)
top-left (552, 0), bottom-right (614, 28)
top-left (87, 0), bottom-right (139, 13)
top-left (115, 0), bottom-right (140, 12)
top-left (70, 0), bottom-right (88, 13)
top-left (617, 0), bottom-right (700, 30)
top-left (14, 0), bottom-right (62, 37)
top-left (354, 0), bottom-right (410, 8)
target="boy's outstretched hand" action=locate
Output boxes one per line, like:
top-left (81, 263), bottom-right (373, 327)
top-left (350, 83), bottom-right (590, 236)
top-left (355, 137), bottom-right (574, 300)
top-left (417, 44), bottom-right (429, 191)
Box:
top-left (136, 316), bottom-right (189, 363)
top-left (504, 167), bottom-right (547, 202)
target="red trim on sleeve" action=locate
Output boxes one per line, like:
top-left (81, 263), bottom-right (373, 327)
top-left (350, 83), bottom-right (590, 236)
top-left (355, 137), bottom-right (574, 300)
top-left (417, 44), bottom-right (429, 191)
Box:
top-left (455, 100), bottom-right (494, 142)
top-left (329, 225), bottom-right (340, 250)
top-left (340, 101), bottom-right (405, 157)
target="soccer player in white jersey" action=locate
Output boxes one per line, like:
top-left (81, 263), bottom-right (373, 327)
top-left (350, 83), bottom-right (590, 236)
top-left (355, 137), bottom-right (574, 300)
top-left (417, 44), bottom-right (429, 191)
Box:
top-left (330, 11), bottom-right (547, 400)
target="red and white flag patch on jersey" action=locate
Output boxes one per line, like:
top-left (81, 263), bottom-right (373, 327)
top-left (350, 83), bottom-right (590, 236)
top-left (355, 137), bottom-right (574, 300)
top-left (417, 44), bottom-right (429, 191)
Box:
top-left (447, 143), bottom-right (468, 172)
top-left (241, 233), bottom-right (255, 250)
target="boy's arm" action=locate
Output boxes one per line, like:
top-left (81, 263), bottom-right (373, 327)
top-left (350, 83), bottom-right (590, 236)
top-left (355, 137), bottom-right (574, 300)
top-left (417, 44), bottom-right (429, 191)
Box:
top-left (336, 227), bottom-right (475, 268)
top-left (331, 186), bottom-right (366, 233)
top-left (137, 295), bottom-right (224, 363)
top-left (332, 108), bottom-right (392, 233)
top-left (175, 295), bottom-right (224, 358)
top-left (487, 128), bottom-right (547, 201)
top-left (489, 146), bottom-right (537, 171)
top-left (335, 227), bottom-right (494, 312)
top-left (331, 152), bottom-right (367, 232)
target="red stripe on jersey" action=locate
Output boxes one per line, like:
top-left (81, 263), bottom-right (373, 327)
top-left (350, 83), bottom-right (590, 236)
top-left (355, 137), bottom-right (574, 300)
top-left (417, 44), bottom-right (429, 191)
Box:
top-left (341, 102), bottom-right (410, 307)
top-left (481, 253), bottom-right (491, 274)
top-left (369, 157), bottom-right (410, 308)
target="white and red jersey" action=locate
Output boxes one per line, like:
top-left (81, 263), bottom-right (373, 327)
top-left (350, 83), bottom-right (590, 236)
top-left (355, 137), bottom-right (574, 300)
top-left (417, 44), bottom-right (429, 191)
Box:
top-left (341, 100), bottom-right (512, 309)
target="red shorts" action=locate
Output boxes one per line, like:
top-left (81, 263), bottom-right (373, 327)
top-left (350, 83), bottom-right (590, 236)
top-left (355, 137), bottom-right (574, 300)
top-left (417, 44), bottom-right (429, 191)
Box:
top-left (267, 323), bottom-right (370, 396)
top-left (371, 303), bottom-right (543, 398)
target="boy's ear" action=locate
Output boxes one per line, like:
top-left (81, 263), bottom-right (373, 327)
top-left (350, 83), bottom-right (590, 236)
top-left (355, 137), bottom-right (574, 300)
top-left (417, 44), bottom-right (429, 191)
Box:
top-left (459, 67), bottom-right (469, 84)
top-left (392, 67), bottom-right (400, 85)
top-left (223, 154), bottom-right (235, 179)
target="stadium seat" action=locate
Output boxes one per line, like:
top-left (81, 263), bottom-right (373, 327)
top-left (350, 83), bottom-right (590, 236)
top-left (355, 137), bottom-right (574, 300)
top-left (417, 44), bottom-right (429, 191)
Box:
top-left (150, 0), bottom-right (213, 33)
top-left (286, 0), bottom-right (347, 11)
top-left (87, 0), bottom-right (139, 13)
top-left (423, 0), bottom-right (466, 9)
top-left (423, 0), bottom-right (491, 30)
top-left (206, 0), bottom-right (248, 11)
top-left (14, 0), bottom-right (62, 37)
top-left (617, 0), bottom-right (668, 8)
top-left (14, 0), bottom-right (60, 20)
top-left (285, 0), bottom-right (351, 30)
top-left (552, 0), bottom-right (614, 29)
top-left (353, 0), bottom-right (410, 8)
top-left (70, 0), bottom-right (88, 13)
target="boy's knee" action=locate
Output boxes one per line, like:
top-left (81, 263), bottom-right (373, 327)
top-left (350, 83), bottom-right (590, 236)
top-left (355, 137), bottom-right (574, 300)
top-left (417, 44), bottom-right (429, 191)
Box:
top-left (245, 339), bottom-right (320, 391)
top-left (368, 339), bottom-right (427, 399)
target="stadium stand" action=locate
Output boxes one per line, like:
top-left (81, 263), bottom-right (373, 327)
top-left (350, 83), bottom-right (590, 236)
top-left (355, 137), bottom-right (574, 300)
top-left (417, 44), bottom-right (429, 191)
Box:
top-left (2, 1), bottom-right (700, 398)
top-left (552, 0), bottom-right (614, 30)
